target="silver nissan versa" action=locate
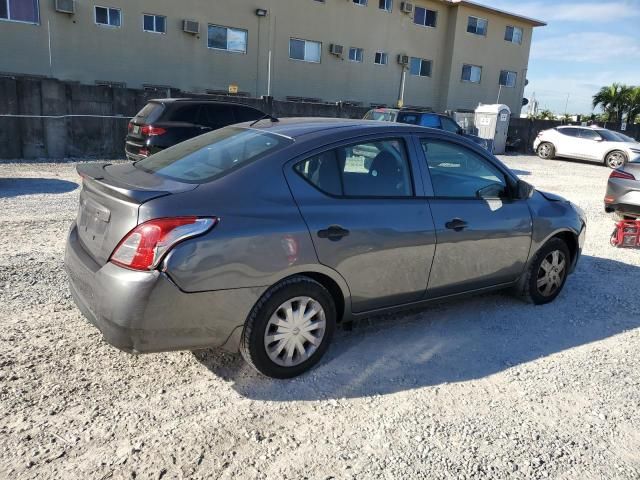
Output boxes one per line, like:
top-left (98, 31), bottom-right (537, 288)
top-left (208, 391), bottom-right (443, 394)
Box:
top-left (65, 118), bottom-right (586, 378)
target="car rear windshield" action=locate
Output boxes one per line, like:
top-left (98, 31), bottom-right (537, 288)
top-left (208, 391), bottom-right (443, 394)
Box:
top-left (397, 113), bottom-right (440, 128)
top-left (134, 127), bottom-right (293, 183)
top-left (364, 110), bottom-right (396, 122)
top-left (133, 102), bottom-right (164, 124)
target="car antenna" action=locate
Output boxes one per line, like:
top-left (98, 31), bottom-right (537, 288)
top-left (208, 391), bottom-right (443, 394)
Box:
top-left (250, 113), bottom-right (280, 127)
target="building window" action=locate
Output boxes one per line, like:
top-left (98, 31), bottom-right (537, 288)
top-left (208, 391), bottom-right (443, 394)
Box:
top-left (95, 6), bottom-right (121, 27)
top-left (461, 64), bottom-right (482, 83)
top-left (499, 70), bottom-right (517, 87)
top-left (0, 0), bottom-right (39, 23)
top-left (379, 0), bottom-right (392, 12)
top-left (504, 25), bottom-right (523, 44)
top-left (289, 38), bottom-right (321, 63)
top-left (353, 0), bottom-right (367, 5)
top-left (374, 51), bottom-right (388, 65)
top-left (143, 14), bottom-right (166, 33)
top-left (409, 57), bottom-right (432, 77)
top-left (414, 7), bottom-right (437, 27)
top-left (208, 24), bottom-right (248, 53)
top-left (467, 16), bottom-right (487, 36)
top-left (349, 47), bottom-right (364, 63)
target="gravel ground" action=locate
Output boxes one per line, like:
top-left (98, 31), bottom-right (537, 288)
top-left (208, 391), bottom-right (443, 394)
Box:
top-left (1, 155), bottom-right (639, 480)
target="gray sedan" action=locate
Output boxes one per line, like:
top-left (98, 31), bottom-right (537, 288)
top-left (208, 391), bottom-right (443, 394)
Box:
top-left (65, 119), bottom-right (586, 378)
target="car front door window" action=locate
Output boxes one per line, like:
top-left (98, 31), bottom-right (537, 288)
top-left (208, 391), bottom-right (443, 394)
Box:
top-left (421, 140), bottom-right (507, 199)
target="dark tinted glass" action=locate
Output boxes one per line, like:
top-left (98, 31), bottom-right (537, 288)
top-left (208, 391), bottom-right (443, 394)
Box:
top-left (0, 1), bottom-right (7, 19)
top-left (235, 107), bottom-right (263, 122)
top-left (425, 9), bottom-right (437, 27)
top-left (95, 6), bottom-right (108, 24)
top-left (579, 129), bottom-right (601, 140)
top-left (558, 128), bottom-right (579, 137)
top-left (109, 8), bottom-right (120, 26)
top-left (155, 15), bottom-right (165, 32)
top-left (289, 39), bottom-right (305, 60)
top-left (169, 105), bottom-right (202, 123)
top-left (136, 127), bottom-right (291, 183)
top-left (200, 104), bottom-right (236, 129)
top-left (208, 25), bottom-right (227, 49)
top-left (421, 140), bottom-right (506, 198)
top-left (9, 0), bottom-right (38, 21)
top-left (134, 102), bottom-right (164, 123)
top-left (296, 151), bottom-right (342, 196)
top-left (143, 14), bottom-right (154, 31)
top-left (441, 117), bottom-right (461, 133)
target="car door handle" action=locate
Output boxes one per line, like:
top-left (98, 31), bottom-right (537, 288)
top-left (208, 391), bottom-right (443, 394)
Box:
top-left (445, 218), bottom-right (468, 231)
top-left (318, 225), bottom-right (350, 241)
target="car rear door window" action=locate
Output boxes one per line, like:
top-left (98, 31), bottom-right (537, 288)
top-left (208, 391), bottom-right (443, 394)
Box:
top-left (296, 139), bottom-right (413, 197)
top-left (421, 139), bottom-right (507, 198)
top-left (579, 129), bottom-right (602, 141)
top-left (169, 105), bottom-right (202, 124)
top-left (199, 104), bottom-right (236, 129)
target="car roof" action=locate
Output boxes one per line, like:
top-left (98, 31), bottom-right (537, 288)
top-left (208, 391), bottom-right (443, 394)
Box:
top-left (149, 98), bottom-right (260, 108)
top-left (240, 117), bottom-right (435, 139)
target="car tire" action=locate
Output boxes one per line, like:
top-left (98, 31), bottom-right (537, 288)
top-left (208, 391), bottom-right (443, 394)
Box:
top-left (536, 142), bottom-right (555, 160)
top-left (240, 276), bottom-right (336, 379)
top-left (605, 150), bottom-right (627, 169)
top-left (515, 238), bottom-right (571, 305)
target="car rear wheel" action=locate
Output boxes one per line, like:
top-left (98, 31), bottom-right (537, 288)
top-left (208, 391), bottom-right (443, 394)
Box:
top-left (536, 142), bottom-right (555, 160)
top-left (515, 238), bottom-right (570, 305)
top-left (240, 276), bottom-right (336, 379)
top-left (605, 150), bottom-right (627, 169)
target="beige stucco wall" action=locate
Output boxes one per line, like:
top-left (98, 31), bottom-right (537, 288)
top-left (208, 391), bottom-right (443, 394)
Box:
top-left (0, 0), bottom-right (538, 113)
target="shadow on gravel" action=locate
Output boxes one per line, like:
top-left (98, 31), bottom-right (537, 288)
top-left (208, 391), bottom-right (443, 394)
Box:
top-left (194, 255), bottom-right (640, 401)
top-left (0, 178), bottom-right (78, 198)
top-left (510, 169), bottom-right (531, 177)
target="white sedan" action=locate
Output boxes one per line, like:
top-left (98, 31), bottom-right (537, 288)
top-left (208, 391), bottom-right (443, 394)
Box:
top-left (533, 126), bottom-right (640, 168)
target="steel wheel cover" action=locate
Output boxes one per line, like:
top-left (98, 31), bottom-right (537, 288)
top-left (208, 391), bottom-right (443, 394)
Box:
top-left (536, 250), bottom-right (567, 297)
top-left (264, 296), bottom-right (327, 367)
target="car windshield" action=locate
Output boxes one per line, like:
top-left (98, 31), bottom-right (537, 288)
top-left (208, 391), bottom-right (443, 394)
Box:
top-left (597, 130), bottom-right (635, 142)
top-left (135, 127), bottom-right (292, 183)
top-left (364, 110), bottom-right (396, 122)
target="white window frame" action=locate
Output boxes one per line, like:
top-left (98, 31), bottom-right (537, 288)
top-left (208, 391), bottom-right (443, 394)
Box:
top-left (379, 0), bottom-right (392, 12)
top-left (353, 0), bottom-right (368, 5)
top-left (348, 47), bottom-right (364, 63)
top-left (461, 64), bottom-right (482, 83)
top-left (505, 25), bottom-right (523, 44)
top-left (0, 0), bottom-right (40, 24)
top-left (289, 38), bottom-right (322, 63)
top-left (207, 24), bottom-right (248, 54)
top-left (94, 5), bottom-right (121, 28)
top-left (409, 57), bottom-right (432, 77)
top-left (499, 70), bottom-right (518, 88)
top-left (413, 6), bottom-right (437, 28)
top-left (467, 16), bottom-right (487, 36)
top-left (374, 51), bottom-right (388, 65)
top-left (142, 14), bottom-right (166, 34)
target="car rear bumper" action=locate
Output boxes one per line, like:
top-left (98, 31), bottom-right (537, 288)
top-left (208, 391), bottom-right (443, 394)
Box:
top-left (64, 224), bottom-right (264, 353)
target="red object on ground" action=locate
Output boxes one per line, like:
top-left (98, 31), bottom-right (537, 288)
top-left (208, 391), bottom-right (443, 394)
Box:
top-left (610, 220), bottom-right (640, 247)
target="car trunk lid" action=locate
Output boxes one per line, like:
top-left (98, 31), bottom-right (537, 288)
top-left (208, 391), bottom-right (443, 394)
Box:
top-left (76, 162), bottom-right (197, 266)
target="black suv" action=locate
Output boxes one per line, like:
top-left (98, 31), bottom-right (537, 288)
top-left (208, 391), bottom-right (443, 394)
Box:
top-left (125, 99), bottom-right (265, 161)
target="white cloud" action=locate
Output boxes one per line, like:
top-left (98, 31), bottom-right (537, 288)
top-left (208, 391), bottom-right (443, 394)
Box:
top-left (479, 1), bottom-right (640, 23)
top-left (531, 33), bottom-right (640, 62)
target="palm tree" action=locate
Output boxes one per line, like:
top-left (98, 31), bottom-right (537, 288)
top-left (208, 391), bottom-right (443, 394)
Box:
top-left (536, 109), bottom-right (555, 120)
top-left (625, 86), bottom-right (640, 125)
top-left (592, 83), bottom-right (630, 126)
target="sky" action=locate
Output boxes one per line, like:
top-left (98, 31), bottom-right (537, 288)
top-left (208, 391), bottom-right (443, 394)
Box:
top-left (474, 0), bottom-right (640, 115)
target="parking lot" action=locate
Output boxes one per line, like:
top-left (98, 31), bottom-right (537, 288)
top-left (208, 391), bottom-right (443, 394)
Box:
top-left (1, 154), bottom-right (639, 479)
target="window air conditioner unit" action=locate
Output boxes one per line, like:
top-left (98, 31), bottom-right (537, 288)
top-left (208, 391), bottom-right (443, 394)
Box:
top-left (329, 44), bottom-right (344, 56)
top-left (400, 2), bottom-right (414, 13)
top-left (55, 0), bottom-right (75, 14)
top-left (397, 54), bottom-right (410, 65)
top-left (182, 20), bottom-right (200, 34)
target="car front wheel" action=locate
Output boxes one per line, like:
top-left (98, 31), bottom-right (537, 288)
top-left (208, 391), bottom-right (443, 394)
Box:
top-left (240, 276), bottom-right (336, 379)
top-left (536, 142), bottom-right (555, 160)
top-left (605, 150), bottom-right (627, 169)
top-left (515, 238), bottom-right (571, 305)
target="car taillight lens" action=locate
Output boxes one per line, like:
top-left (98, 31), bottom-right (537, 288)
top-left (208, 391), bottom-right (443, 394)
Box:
top-left (141, 125), bottom-right (167, 136)
top-left (128, 122), bottom-right (133, 132)
top-left (610, 170), bottom-right (636, 180)
top-left (110, 217), bottom-right (217, 271)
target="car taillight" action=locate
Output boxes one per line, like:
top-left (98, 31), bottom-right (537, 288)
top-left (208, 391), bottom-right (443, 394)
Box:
top-left (110, 217), bottom-right (217, 271)
top-left (128, 122), bottom-right (133, 132)
top-left (610, 170), bottom-right (636, 180)
top-left (141, 125), bottom-right (167, 136)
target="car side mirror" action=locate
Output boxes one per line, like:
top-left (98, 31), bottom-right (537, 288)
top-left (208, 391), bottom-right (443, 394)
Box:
top-left (516, 179), bottom-right (535, 199)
